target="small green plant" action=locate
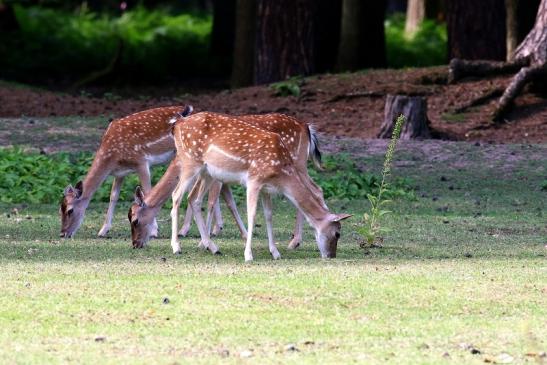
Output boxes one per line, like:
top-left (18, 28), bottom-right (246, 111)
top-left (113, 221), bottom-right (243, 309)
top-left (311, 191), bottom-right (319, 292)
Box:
top-left (270, 77), bottom-right (302, 97)
top-left (358, 115), bottom-right (406, 248)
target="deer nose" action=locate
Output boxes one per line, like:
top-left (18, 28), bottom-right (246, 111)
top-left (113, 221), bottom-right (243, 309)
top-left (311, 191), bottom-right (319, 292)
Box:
top-left (60, 232), bottom-right (66, 238)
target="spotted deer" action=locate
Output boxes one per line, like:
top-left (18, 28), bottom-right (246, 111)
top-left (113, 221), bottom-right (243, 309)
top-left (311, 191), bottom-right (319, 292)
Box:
top-left (128, 112), bottom-right (325, 252)
top-left (131, 111), bottom-right (350, 261)
top-left (60, 105), bottom-right (193, 238)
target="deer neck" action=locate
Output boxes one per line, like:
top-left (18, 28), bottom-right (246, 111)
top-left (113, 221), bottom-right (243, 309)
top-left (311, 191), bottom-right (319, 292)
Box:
top-left (144, 160), bottom-right (180, 212)
top-left (284, 171), bottom-right (330, 229)
top-left (80, 156), bottom-right (112, 204)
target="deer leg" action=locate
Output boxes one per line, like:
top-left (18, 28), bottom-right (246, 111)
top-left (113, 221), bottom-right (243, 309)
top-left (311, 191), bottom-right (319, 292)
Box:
top-left (136, 164), bottom-right (159, 238)
top-left (188, 174), bottom-right (220, 254)
top-left (178, 203), bottom-right (193, 237)
top-left (98, 176), bottom-right (124, 237)
top-left (170, 166), bottom-right (201, 255)
top-left (261, 192), bottom-right (281, 260)
top-left (244, 181), bottom-right (261, 262)
top-left (287, 211), bottom-right (304, 250)
top-left (206, 181), bottom-right (223, 236)
top-left (220, 184), bottom-right (248, 240)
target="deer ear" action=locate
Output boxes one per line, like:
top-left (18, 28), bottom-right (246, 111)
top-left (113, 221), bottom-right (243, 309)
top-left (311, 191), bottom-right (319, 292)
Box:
top-left (134, 186), bottom-right (146, 207)
top-left (64, 184), bottom-right (74, 196)
top-left (74, 181), bottom-right (83, 197)
top-left (332, 213), bottom-right (352, 222)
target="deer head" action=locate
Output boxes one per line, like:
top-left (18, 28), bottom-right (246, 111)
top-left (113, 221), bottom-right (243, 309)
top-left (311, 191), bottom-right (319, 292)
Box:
top-left (128, 186), bottom-right (156, 248)
top-left (59, 181), bottom-right (86, 238)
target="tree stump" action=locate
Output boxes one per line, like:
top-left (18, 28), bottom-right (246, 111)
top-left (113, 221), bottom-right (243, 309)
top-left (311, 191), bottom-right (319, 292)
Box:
top-left (378, 94), bottom-right (431, 139)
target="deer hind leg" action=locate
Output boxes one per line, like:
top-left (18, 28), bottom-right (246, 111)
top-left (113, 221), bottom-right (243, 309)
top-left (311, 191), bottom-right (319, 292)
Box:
top-left (206, 181), bottom-right (223, 236)
top-left (98, 176), bottom-right (125, 237)
top-left (170, 165), bottom-right (201, 255)
top-left (136, 164), bottom-right (159, 238)
top-left (178, 203), bottom-right (193, 237)
top-left (188, 174), bottom-right (220, 255)
top-left (220, 184), bottom-right (248, 240)
top-left (244, 181), bottom-right (262, 262)
top-left (261, 192), bottom-right (281, 260)
top-left (287, 211), bottom-right (304, 250)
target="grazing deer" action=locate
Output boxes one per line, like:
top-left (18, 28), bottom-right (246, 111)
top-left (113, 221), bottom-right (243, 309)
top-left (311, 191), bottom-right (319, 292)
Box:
top-left (176, 113), bottom-right (324, 249)
top-left (129, 111), bottom-right (350, 261)
top-left (60, 105), bottom-right (193, 238)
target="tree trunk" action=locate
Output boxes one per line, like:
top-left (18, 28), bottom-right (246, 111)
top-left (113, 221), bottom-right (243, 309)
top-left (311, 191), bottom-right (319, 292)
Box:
top-left (506, 0), bottom-right (541, 60)
top-left (254, 0), bottom-right (316, 85)
top-left (210, 0), bottom-right (236, 72)
top-left (446, 0), bottom-right (507, 61)
top-left (405, 0), bottom-right (426, 35)
top-left (0, 2), bottom-right (18, 32)
top-left (336, 0), bottom-right (387, 71)
top-left (315, 0), bottom-right (342, 73)
top-left (230, 0), bottom-right (257, 88)
top-left (379, 95), bottom-right (431, 140)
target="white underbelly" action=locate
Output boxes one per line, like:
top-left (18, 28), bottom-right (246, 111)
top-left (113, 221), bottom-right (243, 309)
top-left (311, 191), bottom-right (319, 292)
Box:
top-left (206, 164), bottom-right (248, 185)
top-left (145, 150), bottom-right (175, 166)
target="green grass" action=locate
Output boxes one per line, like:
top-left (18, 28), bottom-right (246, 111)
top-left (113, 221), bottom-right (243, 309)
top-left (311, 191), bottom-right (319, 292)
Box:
top-left (1, 135), bottom-right (545, 363)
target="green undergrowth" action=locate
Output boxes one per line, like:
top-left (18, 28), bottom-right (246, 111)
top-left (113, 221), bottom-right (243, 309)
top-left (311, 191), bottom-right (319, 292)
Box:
top-left (0, 148), bottom-right (414, 205)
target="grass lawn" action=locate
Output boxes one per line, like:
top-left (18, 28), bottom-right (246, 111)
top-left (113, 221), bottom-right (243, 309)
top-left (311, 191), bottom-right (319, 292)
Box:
top-left (0, 124), bottom-right (545, 363)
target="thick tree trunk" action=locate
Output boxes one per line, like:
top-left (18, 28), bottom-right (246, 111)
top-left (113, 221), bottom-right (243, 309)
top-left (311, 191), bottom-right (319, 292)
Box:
top-left (336, 0), bottom-right (387, 71)
top-left (254, 0), bottom-right (316, 85)
top-left (210, 0), bottom-right (236, 72)
top-left (379, 95), bottom-right (431, 140)
top-left (315, 0), bottom-right (342, 73)
top-left (405, 0), bottom-right (426, 35)
top-left (230, 0), bottom-right (257, 88)
top-left (446, 0), bottom-right (507, 61)
top-left (506, 0), bottom-right (541, 60)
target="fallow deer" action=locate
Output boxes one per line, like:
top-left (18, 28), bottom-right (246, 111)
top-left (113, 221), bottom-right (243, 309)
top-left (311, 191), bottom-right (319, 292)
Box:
top-left (60, 105), bottom-right (193, 238)
top-left (128, 112), bottom-right (325, 252)
top-left (130, 112), bottom-right (350, 261)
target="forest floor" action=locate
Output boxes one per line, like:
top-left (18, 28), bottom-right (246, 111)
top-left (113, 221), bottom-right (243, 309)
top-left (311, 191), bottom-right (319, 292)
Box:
top-left (0, 65), bottom-right (546, 144)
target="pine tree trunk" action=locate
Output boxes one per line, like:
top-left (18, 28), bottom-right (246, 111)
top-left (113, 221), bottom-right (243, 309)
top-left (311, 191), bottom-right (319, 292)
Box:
top-left (446, 0), bottom-right (507, 61)
top-left (254, 0), bottom-right (316, 85)
top-left (405, 0), bottom-right (426, 35)
top-left (506, 0), bottom-right (541, 60)
top-left (336, 0), bottom-right (387, 71)
top-left (315, 0), bottom-right (342, 73)
top-left (231, 0), bottom-right (257, 88)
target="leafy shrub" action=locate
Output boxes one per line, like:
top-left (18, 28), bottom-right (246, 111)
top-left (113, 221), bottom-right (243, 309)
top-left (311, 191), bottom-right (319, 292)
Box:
top-left (270, 77), bottom-right (302, 97)
top-left (0, 5), bottom-right (213, 84)
top-left (385, 14), bottom-right (447, 68)
top-left (0, 149), bottom-right (413, 205)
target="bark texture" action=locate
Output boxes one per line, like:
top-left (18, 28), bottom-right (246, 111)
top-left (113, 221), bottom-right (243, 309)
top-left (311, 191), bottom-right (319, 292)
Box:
top-left (231, 0), bottom-right (257, 88)
top-left (405, 0), bottom-right (426, 35)
top-left (379, 95), bottom-right (431, 140)
top-left (336, 0), bottom-right (386, 71)
top-left (254, 0), bottom-right (316, 84)
top-left (446, 0), bottom-right (507, 61)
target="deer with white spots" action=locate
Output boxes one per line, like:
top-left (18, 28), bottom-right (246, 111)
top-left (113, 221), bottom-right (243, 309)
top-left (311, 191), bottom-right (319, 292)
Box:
top-left (130, 111), bottom-right (351, 261)
top-left (59, 105), bottom-right (193, 238)
top-left (128, 112), bottom-right (324, 252)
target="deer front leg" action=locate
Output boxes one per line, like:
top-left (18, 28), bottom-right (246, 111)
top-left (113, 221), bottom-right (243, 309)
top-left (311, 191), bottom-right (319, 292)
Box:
top-left (287, 211), bottom-right (304, 250)
top-left (98, 176), bottom-right (124, 237)
top-left (136, 164), bottom-right (159, 238)
top-left (188, 175), bottom-right (220, 255)
top-left (261, 192), bottom-right (281, 260)
top-left (244, 181), bottom-right (261, 262)
top-left (170, 167), bottom-right (200, 255)
top-left (220, 184), bottom-right (248, 240)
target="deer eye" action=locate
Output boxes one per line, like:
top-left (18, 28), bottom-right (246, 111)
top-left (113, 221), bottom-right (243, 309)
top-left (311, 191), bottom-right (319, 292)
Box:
top-left (67, 208), bottom-right (73, 216)
top-left (335, 232), bottom-right (340, 239)
top-left (132, 219), bottom-right (139, 227)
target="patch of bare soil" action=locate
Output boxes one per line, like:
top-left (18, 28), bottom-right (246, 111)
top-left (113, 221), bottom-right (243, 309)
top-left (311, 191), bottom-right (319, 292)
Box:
top-left (0, 66), bottom-right (545, 143)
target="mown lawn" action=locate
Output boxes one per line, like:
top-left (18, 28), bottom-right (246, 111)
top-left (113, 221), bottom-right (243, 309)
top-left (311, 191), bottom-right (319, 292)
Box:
top-left (0, 137), bottom-right (545, 364)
